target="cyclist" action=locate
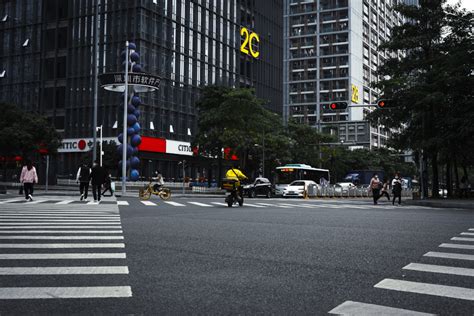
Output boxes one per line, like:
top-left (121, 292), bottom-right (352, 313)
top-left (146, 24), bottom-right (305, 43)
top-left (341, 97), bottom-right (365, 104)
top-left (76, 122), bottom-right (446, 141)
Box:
top-left (152, 170), bottom-right (164, 192)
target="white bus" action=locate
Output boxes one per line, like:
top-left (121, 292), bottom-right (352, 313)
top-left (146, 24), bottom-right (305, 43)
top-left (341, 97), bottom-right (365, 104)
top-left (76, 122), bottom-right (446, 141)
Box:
top-left (274, 164), bottom-right (330, 195)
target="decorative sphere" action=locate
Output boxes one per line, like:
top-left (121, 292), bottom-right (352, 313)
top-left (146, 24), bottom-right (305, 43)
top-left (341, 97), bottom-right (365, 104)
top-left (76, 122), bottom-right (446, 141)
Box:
top-left (128, 42), bottom-right (137, 50)
top-left (130, 156), bottom-right (140, 169)
top-left (133, 109), bottom-right (140, 119)
top-left (127, 127), bottom-right (135, 135)
top-left (118, 159), bottom-right (130, 170)
top-left (131, 134), bottom-right (142, 147)
top-left (130, 169), bottom-right (139, 181)
top-left (132, 122), bottom-right (141, 134)
top-left (117, 133), bottom-right (123, 144)
top-left (131, 96), bottom-right (141, 106)
top-left (127, 104), bottom-right (136, 114)
top-left (130, 52), bottom-right (140, 62)
top-left (126, 145), bottom-right (134, 157)
top-left (132, 64), bottom-right (142, 72)
top-left (127, 114), bottom-right (137, 126)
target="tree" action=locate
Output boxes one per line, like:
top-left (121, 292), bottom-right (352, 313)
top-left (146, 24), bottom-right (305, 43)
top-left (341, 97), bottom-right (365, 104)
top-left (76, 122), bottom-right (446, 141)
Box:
top-left (368, 0), bottom-right (473, 198)
top-left (0, 103), bottom-right (61, 157)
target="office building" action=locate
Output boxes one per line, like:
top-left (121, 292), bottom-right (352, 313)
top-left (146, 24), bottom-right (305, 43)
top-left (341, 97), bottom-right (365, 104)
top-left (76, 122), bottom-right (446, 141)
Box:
top-left (0, 0), bottom-right (283, 179)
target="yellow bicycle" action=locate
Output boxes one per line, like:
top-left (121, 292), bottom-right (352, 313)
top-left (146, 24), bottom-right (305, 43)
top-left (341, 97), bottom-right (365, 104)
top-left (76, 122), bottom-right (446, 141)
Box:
top-left (139, 181), bottom-right (171, 201)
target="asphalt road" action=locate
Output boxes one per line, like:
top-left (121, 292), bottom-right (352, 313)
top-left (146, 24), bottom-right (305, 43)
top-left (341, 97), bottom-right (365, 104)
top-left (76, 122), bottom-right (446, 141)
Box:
top-left (0, 195), bottom-right (473, 315)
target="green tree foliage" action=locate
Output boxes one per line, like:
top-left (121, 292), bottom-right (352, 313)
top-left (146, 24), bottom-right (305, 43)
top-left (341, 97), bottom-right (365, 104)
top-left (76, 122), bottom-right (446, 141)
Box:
top-left (0, 103), bottom-right (61, 157)
top-left (368, 0), bottom-right (473, 197)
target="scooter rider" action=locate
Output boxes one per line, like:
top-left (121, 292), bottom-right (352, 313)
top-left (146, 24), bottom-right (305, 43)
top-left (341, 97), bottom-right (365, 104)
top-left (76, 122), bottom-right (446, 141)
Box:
top-left (225, 165), bottom-right (248, 195)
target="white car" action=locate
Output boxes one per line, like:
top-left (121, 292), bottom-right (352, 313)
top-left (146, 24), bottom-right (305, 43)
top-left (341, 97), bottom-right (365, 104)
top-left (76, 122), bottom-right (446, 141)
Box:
top-left (283, 180), bottom-right (319, 198)
top-left (334, 182), bottom-right (356, 194)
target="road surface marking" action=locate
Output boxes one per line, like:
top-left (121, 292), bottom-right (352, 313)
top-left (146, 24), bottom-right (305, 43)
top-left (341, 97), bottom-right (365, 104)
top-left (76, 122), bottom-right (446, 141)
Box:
top-left (0, 230), bottom-right (123, 234)
top-left (0, 198), bottom-right (25, 204)
top-left (461, 232), bottom-right (474, 236)
top-left (469, 228), bottom-right (474, 231)
top-left (0, 222), bottom-right (121, 225)
top-left (0, 243), bottom-right (125, 248)
top-left (0, 219), bottom-right (120, 222)
top-left (244, 203), bottom-right (265, 208)
top-left (0, 236), bottom-right (124, 240)
top-left (164, 201), bottom-right (186, 207)
top-left (86, 201), bottom-right (102, 205)
top-left (116, 201), bottom-right (129, 205)
top-left (0, 253), bottom-right (126, 260)
top-left (255, 203), bottom-right (289, 208)
top-left (0, 226), bottom-right (122, 229)
top-left (424, 251), bottom-right (474, 261)
top-left (23, 200), bottom-right (48, 205)
top-left (451, 237), bottom-right (474, 242)
top-left (0, 266), bottom-right (129, 275)
top-left (279, 203), bottom-right (315, 209)
top-left (0, 216), bottom-right (120, 219)
top-left (439, 243), bottom-right (474, 250)
top-left (188, 202), bottom-right (213, 207)
top-left (403, 263), bottom-right (474, 277)
top-left (374, 279), bottom-right (474, 301)
top-left (0, 286), bottom-right (132, 299)
top-left (328, 300), bottom-right (433, 315)
top-left (211, 202), bottom-right (229, 207)
top-left (140, 201), bottom-right (157, 206)
top-left (55, 200), bottom-right (74, 205)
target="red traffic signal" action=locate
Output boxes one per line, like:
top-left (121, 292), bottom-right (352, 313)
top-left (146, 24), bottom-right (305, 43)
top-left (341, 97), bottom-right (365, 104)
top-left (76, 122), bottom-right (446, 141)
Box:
top-left (325, 102), bottom-right (348, 111)
top-left (376, 99), bottom-right (396, 109)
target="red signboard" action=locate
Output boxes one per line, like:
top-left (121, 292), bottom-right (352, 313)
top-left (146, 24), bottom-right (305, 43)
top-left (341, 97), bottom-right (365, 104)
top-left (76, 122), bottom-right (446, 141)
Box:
top-left (138, 136), bottom-right (166, 153)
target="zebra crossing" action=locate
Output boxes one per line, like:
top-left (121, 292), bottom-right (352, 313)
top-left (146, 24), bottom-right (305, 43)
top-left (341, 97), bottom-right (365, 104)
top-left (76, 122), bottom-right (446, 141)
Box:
top-left (329, 228), bottom-right (474, 315)
top-left (0, 200), bottom-right (132, 300)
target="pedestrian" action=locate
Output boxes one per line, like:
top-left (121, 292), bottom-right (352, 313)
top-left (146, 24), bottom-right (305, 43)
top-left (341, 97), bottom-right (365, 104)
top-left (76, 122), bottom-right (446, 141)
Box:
top-left (459, 175), bottom-right (470, 198)
top-left (379, 179), bottom-right (390, 201)
top-left (20, 159), bottom-right (38, 201)
top-left (102, 173), bottom-right (114, 197)
top-left (89, 160), bottom-right (106, 203)
top-left (369, 173), bottom-right (381, 205)
top-left (391, 173), bottom-right (402, 206)
top-left (76, 162), bottom-right (91, 201)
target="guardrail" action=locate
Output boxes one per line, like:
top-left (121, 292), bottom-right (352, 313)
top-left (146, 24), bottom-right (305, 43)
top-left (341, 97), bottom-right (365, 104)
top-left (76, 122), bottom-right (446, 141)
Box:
top-left (307, 185), bottom-right (412, 198)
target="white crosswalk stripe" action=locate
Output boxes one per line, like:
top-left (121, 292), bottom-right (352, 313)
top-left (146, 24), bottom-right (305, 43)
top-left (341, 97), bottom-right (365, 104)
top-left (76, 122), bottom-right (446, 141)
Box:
top-left (329, 300), bottom-right (434, 315)
top-left (460, 232), bottom-right (474, 236)
top-left (211, 202), bottom-right (229, 207)
top-left (140, 201), bottom-right (157, 206)
top-left (403, 263), bottom-right (474, 277)
top-left (439, 243), bottom-right (474, 250)
top-left (188, 202), bottom-right (213, 207)
top-left (0, 200), bottom-right (132, 300)
top-left (424, 251), bottom-right (474, 261)
top-left (451, 237), bottom-right (474, 242)
top-left (164, 201), bottom-right (186, 207)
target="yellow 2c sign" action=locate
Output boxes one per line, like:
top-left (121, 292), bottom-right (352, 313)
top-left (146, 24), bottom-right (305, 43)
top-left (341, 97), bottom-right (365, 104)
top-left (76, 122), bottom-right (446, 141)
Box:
top-left (351, 84), bottom-right (359, 104)
top-left (240, 27), bottom-right (260, 58)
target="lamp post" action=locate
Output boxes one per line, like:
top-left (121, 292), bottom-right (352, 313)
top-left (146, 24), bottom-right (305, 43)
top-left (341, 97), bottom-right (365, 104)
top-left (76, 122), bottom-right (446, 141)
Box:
top-left (96, 125), bottom-right (103, 166)
top-left (121, 41), bottom-right (129, 195)
top-left (92, 0), bottom-right (99, 162)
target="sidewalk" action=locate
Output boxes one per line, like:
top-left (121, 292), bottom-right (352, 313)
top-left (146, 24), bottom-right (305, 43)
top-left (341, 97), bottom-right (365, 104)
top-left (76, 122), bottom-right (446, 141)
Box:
top-left (404, 198), bottom-right (474, 210)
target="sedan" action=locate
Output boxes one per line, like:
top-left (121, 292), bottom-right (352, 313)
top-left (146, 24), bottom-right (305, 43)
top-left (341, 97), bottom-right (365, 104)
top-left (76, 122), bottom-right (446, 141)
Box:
top-left (283, 180), bottom-right (319, 198)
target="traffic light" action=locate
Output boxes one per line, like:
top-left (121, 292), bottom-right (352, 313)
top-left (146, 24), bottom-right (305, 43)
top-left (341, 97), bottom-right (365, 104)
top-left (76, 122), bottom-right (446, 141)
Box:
top-left (324, 102), bottom-right (348, 111)
top-left (376, 99), bottom-right (396, 109)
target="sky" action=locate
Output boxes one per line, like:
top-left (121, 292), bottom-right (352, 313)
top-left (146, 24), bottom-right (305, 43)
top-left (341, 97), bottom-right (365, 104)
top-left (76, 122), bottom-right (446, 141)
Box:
top-left (445, 0), bottom-right (474, 11)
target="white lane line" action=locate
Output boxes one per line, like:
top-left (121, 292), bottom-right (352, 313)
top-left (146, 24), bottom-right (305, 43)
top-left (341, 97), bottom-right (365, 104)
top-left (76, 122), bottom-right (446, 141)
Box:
top-left (0, 222), bottom-right (121, 225)
top-left (140, 201), bottom-right (157, 206)
top-left (0, 226), bottom-right (122, 229)
top-left (0, 266), bottom-right (129, 275)
top-left (374, 279), bottom-right (474, 301)
top-left (461, 232), bottom-right (474, 236)
top-left (328, 300), bottom-right (433, 315)
top-left (117, 201), bottom-right (129, 205)
top-left (0, 243), bottom-right (125, 248)
top-left (0, 216), bottom-right (120, 219)
top-left (0, 236), bottom-right (124, 240)
top-left (0, 286), bottom-right (132, 299)
top-left (0, 253), bottom-right (126, 260)
top-left (469, 228), bottom-right (474, 231)
top-left (439, 243), bottom-right (474, 250)
top-left (0, 219), bottom-right (120, 222)
top-left (244, 203), bottom-right (265, 208)
top-left (164, 201), bottom-right (186, 207)
top-left (424, 251), bottom-right (474, 261)
top-left (0, 230), bottom-right (123, 234)
top-left (211, 202), bottom-right (229, 207)
top-left (451, 237), bottom-right (474, 242)
top-left (403, 263), bottom-right (474, 277)
top-left (188, 202), bottom-right (213, 207)
top-left (55, 200), bottom-right (74, 205)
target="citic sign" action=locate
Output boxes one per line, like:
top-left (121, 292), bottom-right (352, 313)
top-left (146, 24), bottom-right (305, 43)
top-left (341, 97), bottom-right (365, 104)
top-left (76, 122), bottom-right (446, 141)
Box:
top-left (58, 138), bottom-right (116, 153)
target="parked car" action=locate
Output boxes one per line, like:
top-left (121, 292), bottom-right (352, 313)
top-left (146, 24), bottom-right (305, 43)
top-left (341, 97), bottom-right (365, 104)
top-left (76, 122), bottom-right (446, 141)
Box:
top-left (334, 182), bottom-right (356, 194)
top-left (243, 177), bottom-right (272, 198)
top-left (283, 180), bottom-right (319, 198)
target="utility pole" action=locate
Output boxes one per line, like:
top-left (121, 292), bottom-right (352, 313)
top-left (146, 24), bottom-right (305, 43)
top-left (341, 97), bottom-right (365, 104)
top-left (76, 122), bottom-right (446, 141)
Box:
top-left (92, 0), bottom-right (99, 162)
top-left (121, 41), bottom-right (129, 195)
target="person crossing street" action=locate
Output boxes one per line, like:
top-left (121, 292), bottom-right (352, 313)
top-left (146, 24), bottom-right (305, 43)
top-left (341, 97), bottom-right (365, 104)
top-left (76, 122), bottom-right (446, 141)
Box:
top-left (89, 160), bottom-right (106, 203)
top-left (76, 162), bottom-right (91, 201)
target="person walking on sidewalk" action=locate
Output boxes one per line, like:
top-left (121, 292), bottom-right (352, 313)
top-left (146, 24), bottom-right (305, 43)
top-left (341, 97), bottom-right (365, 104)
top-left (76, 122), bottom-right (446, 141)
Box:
top-left (102, 173), bottom-right (114, 197)
top-left (89, 160), bottom-right (106, 203)
top-left (391, 173), bottom-right (403, 206)
top-left (20, 160), bottom-right (38, 202)
top-left (369, 173), bottom-right (381, 205)
top-left (379, 179), bottom-right (391, 202)
top-left (76, 162), bottom-right (91, 201)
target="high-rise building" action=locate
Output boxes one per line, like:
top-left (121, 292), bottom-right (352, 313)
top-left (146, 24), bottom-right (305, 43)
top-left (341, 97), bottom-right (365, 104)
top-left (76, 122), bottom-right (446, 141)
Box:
top-left (283, 0), bottom-right (406, 148)
top-left (0, 0), bottom-right (282, 179)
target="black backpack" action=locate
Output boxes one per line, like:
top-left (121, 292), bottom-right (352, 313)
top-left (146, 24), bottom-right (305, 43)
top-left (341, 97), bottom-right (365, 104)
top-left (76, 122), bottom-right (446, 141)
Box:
top-left (79, 167), bottom-right (90, 182)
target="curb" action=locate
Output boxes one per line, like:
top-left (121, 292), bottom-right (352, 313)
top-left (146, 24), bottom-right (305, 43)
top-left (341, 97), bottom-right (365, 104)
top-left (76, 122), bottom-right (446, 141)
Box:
top-left (404, 200), bottom-right (474, 210)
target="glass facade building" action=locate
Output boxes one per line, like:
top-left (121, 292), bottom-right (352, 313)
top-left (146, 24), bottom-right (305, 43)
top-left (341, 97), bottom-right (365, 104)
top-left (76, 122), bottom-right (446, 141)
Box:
top-left (0, 0), bottom-right (283, 179)
top-left (283, 0), bottom-right (407, 148)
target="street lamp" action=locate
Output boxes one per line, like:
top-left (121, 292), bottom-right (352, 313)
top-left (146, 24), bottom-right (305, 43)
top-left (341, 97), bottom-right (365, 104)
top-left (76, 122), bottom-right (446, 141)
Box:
top-left (96, 125), bottom-right (103, 166)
